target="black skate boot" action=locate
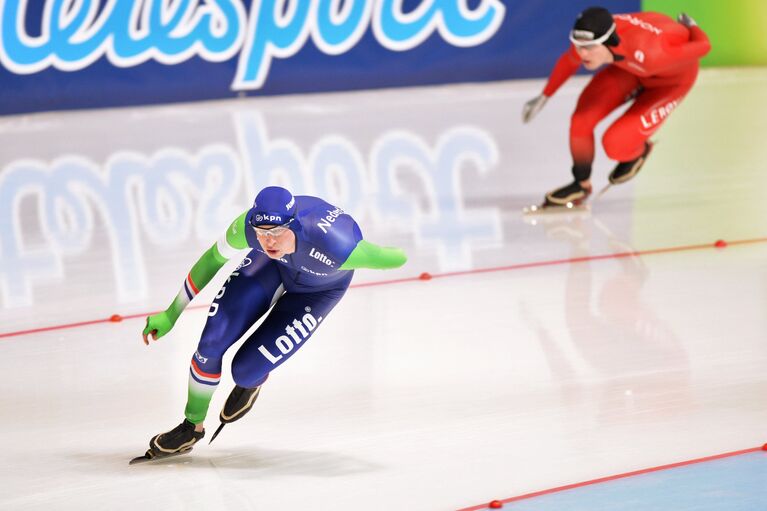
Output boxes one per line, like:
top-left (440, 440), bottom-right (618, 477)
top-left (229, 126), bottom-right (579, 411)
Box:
top-left (609, 141), bottom-right (653, 184)
top-left (221, 385), bottom-right (262, 423)
top-left (130, 419), bottom-right (204, 464)
top-left (150, 419), bottom-right (204, 455)
top-left (208, 385), bottom-right (262, 444)
top-left (545, 181), bottom-right (592, 207)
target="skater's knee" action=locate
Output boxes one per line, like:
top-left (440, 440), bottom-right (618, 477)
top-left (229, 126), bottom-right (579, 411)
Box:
top-left (231, 356), bottom-right (268, 388)
top-left (601, 130), bottom-right (623, 160)
top-left (602, 128), bottom-right (641, 162)
top-left (197, 313), bottom-right (240, 357)
top-left (570, 111), bottom-right (598, 136)
top-left (232, 369), bottom-right (267, 388)
top-left (197, 333), bottom-right (227, 360)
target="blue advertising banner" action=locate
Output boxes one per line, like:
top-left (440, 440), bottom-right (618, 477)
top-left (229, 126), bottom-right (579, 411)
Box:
top-left (0, 0), bottom-right (639, 115)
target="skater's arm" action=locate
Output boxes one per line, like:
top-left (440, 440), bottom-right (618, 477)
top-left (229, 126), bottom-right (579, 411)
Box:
top-left (652, 18), bottom-right (710, 71)
top-left (143, 211), bottom-right (250, 343)
top-left (178, 210), bottom-right (250, 299)
top-left (523, 47), bottom-right (580, 123)
top-left (672, 14), bottom-right (711, 61)
top-left (665, 25), bottom-right (711, 61)
top-left (542, 46), bottom-right (582, 97)
top-left (339, 240), bottom-right (407, 270)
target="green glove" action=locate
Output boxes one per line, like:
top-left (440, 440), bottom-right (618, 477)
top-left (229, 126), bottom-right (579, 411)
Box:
top-left (142, 311), bottom-right (175, 344)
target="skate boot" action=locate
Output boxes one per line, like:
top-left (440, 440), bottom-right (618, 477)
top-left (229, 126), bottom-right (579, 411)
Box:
top-left (609, 142), bottom-right (653, 184)
top-left (545, 181), bottom-right (591, 207)
top-left (150, 419), bottom-right (204, 455)
top-left (220, 385), bottom-right (262, 423)
top-left (208, 385), bottom-right (263, 444)
top-left (130, 419), bottom-right (205, 464)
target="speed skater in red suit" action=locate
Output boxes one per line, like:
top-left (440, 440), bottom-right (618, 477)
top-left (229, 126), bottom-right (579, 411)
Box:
top-left (522, 7), bottom-right (711, 207)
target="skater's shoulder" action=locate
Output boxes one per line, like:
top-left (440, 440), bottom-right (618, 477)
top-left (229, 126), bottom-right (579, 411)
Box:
top-left (295, 197), bottom-right (357, 233)
top-left (614, 12), bottom-right (687, 43)
top-left (295, 201), bottom-right (362, 255)
top-left (294, 194), bottom-right (328, 210)
top-left (294, 196), bottom-right (346, 220)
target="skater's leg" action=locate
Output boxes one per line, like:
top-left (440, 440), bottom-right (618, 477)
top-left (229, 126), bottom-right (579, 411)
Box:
top-left (569, 66), bottom-right (640, 186)
top-left (542, 68), bottom-right (640, 207)
top-left (222, 287), bottom-right (349, 418)
top-left (185, 252), bottom-right (283, 427)
top-left (204, 288), bottom-right (349, 445)
top-left (142, 254), bottom-right (284, 458)
top-left (603, 80), bottom-right (694, 183)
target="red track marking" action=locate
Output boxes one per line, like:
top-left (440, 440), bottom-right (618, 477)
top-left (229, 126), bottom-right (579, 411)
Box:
top-left (457, 447), bottom-right (764, 511)
top-left (2, 236), bottom-right (766, 340)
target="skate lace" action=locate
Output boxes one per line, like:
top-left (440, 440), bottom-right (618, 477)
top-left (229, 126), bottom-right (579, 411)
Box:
top-left (167, 420), bottom-right (194, 438)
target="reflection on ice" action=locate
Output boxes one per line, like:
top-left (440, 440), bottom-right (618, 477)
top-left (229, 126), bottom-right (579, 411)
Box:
top-left (1, 103), bottom-right (503, 310)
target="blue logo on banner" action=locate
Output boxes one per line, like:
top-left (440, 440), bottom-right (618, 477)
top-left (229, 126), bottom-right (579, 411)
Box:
top-left (0, 0), bottom-right (505, 90)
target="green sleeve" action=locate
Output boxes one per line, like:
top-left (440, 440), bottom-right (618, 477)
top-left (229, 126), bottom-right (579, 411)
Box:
top-left (165, 211), bottom-right (249, 322)
top-left (224, 210), bottom-right (250, 250)
top-left (339, 240), bottom-right (408, 270)
top-left (187, 210), bottom-right (249, 290)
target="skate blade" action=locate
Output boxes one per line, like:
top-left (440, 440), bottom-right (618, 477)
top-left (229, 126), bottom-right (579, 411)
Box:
top-left (208, 423), bottom-right (226, 445)
top-left (129, 448), bottom-right (193, 465)
top-left (523, 201), bottom-right (590, 215)
top-left (594, 183), bottom-right (611, 200)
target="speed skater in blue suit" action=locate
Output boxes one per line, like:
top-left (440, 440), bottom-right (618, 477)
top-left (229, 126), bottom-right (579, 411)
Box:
top-left (131, 186), bottom-right (407, 463)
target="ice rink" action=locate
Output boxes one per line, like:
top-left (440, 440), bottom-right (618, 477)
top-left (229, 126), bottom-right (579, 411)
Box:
top-left (1, 68), bottom-right (766, 510)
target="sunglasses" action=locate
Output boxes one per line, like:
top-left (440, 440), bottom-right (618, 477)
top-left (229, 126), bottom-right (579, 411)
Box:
top-left (569, 23), bottom-right (616, 48)
top-left (251, 218), bottom-right (293, 237)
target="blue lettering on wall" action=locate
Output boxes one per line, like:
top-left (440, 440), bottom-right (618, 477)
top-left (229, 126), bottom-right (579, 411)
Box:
top-left (0, 0), bottom-right (246, 70)
top-left (0, 0), bottom-right (506, 89)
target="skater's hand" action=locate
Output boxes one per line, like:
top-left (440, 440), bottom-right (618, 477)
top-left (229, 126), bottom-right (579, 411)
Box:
top-left (522, 95), bottom-right (548, 123)
top-left (142, 311), bottom-right (173, 345)
top-left (677, 12), bottom-right (697, 27)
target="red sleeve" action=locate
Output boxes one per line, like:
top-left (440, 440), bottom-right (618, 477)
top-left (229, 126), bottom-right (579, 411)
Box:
top-left (658, 25), bottom-right (711, 66)
top-left (542, 45), bottom-right (582, 97)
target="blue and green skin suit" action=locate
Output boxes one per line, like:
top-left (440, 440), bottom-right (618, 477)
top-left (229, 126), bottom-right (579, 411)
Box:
top-left (143, 195), bottom-right (407, 424)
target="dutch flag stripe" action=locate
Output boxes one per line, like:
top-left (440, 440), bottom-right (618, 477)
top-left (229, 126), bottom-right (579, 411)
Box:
top-left (191, 358), bottom-right (220, 382)
top-left (186, 273), bottom-right (200, 295)
top-left (183, 281), bottom-right (194, 301)
top-left (189, 368), bottom-right (218, 386)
